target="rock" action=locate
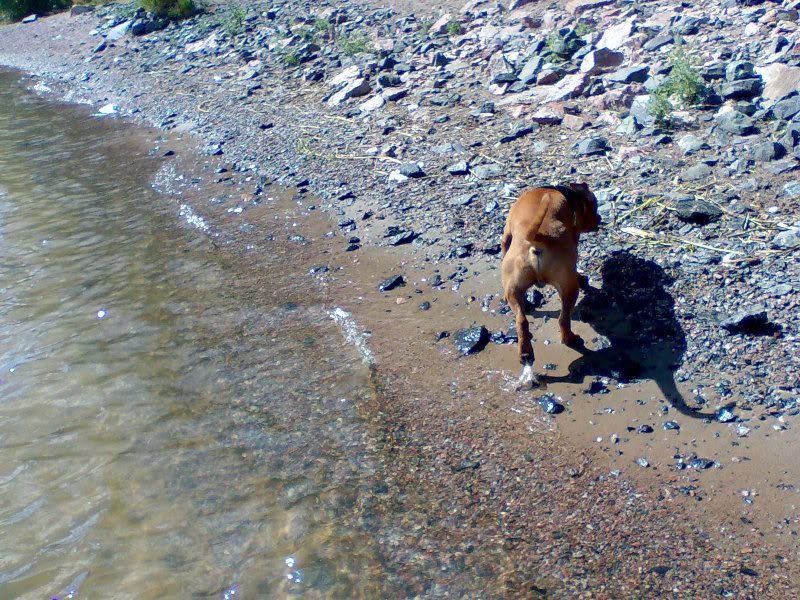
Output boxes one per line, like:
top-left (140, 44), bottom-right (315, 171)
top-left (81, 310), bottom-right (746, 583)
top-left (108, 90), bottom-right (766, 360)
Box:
top-left (720, 308), bottom-right (770, 334)
top-left (399, 162), bottom-right (425, 178)
top-left (783, 182), bottom-right (800, 198)
top-left (643, 33), bottom-right (673, 51)
top-left (447, 161), bottom-right (470, 175)
top-left (378, 275), bottom-right (405, 292)
top-left (70, 5), bottom-right (94, 15)
top-left (472, 163), bottom-right (503, 179)
top-left (327, 78), bottom-right (371, 106)
top-left (328, 65), bottom-right (361, 87)
top-left (429, 13), bottom-right (453, 36)
top-left (638, 424), bottom-right (654, 434)
top-left (93, 40), bottom-right (107, 53)
top-left (677, 134), bottom-right (708, 155)
top-left (537, 67), bottom-right (564, 85)
top-left (605, 65), bottom-right (649, 84)
top-left (488, 52), bottom-right (517, 84)
top-left (720, 79), bottom-right (762, 100)
top-left (453, 326), bottom-right (490, 355)
top-left (716, 403), bottom-right (737, 423)
top-left (106, 20), bottom-right (132, 42)
top-left (772, 227), bottom-right (800, 249)
top-left (359, 95), bottom-right (385, 113)
top-left (755, 64), bottom-right (800, 101)
top-left (726, 61), bottom-right (756, 81)
top-left (21, 14), bottom-right (37, 23)
top-left (500, 125), bottom-right (535, 143)
top-left (663, 420), bottom-right (680, 430)
top-left (580, 49), bottom-right (624, 76)
top-left (574, 137), bottom-right (609, 156)
top-left (378, 73), bottom-right (402, 87)
top-left (629, 95), bottom-right (655, 128)
top-left (566, 0), bottom-right (613, 15)
top-left (518, 56), bottom-right (543, 84)
top-left (765, 159), bottom-right (798, 175)
top-left (538, 394), bottom-right (565, 414)
top-left (597, 17), bottom-right (636, 50)
top-left (636, 457), bottom-right (650, 468)
top-left (680, 163), bottom-right (713, 182)
top-left (752, 141), bottom-right (785, 162)
top-left (531, 107), bottom-right (563, 125)
top-left (771, 96), bottom-right (800, 121)
top-left (674, 197), bottom-right (722, 224)
top-left (98, 103), bottom-right (118, 115)
top-left (688, 457), bottom-right (716, 469)
top-left (714, 111), bottom-right (756, 136)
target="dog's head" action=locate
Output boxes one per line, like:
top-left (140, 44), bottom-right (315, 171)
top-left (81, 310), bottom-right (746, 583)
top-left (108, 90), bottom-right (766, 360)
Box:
top-left (568, 182), bottom-right (602, 233)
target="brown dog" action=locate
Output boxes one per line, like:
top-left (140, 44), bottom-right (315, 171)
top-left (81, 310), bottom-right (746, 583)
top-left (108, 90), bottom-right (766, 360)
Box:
top-left (500, 183), bottom-right (601, 388)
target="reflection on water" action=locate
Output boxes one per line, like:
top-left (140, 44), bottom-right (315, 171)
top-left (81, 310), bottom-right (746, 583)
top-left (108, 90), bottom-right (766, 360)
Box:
top-left (0, 71), bottom-right (389, 598)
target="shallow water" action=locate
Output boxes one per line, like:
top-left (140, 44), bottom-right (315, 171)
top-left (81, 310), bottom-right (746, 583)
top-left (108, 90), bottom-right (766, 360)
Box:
top-left (0, 71), bottom-right (391, 598)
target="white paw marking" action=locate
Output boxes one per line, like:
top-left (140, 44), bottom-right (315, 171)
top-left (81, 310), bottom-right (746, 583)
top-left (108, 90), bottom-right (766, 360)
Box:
top-left (516, 364), bottom-right (539, 390)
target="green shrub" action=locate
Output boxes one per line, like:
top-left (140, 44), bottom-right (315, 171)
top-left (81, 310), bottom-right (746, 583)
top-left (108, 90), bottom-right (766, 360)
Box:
top-left (219, 0), bottom-right (245, 37)
top-left (312, 17), bottom-right (330, 32)
top-left (446, 20), bottom-right (461, 36)
top-left (284, 50), bottom-right (300, 66)
top-left (574, 21), bottom-right (592, 36)
top-left (337, 32), bottom-right (371, 56)
top-left (647, 42), bottom-right (706, 127)
top-left (0, 0), bottom-right (69, 21)
top-left (140, 0), bottom-right (195, 19)
top-left (545, 29), bottom-right (583, 60)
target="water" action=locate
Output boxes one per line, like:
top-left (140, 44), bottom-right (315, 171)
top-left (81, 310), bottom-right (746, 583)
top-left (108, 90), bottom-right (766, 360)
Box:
top-left (0, 71), bottom-right (391, 598)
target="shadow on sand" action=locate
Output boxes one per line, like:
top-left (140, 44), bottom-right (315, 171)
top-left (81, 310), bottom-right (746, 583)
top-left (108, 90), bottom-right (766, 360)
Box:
top-left (536, 250), bottom-right (713, 420)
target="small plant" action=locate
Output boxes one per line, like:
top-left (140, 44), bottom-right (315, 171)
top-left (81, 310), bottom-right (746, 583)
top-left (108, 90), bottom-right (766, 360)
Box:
top-left (574, 21), bottom-right (592, 36)
top-left (140, 0), bottom-right (195, 19)
top-left (545, 29), bottom-right (583, 60)
top-left (312, 17), bottom-right (330, 32)
top-left (219, 1), bottom-right (245, 37)
top-left (284, 50), bottom-right (300, 66)
top-left (419, 19), bottom-right (431, 35)
top-left (647, 41), bottom-right (706, 127)
top-left (446, 19), bottom-right (462, 36)
top-left (297, 28), bottom-right (317, 43)
top-left (337, 32), bottom-right (372, 56)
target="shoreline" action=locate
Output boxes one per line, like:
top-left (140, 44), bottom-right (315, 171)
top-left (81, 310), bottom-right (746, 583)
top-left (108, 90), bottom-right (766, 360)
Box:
top-left (2, 0), bottom-right (800, 595)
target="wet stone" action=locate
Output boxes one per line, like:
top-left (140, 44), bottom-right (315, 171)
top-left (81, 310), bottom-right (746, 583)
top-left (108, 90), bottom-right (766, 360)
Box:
top-left (419, 301), bottom-right (431, 311)
top-left (716, 403), bottom-right (737, 423)
top-left (378, 274), bottom-right (405, 292)
top-left (452, 325), bottom-right (490, 355)
top-left (663, 420), bottom-right (680, 431)
top-left (538, 394), bottom-right (564, 414)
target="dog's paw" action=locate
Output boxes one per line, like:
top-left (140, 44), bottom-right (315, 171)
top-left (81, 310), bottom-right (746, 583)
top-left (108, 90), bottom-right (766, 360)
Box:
top-left (561, 332), bottom-right (583, 348)
top-left (515, 364), bottom-right (540, 391)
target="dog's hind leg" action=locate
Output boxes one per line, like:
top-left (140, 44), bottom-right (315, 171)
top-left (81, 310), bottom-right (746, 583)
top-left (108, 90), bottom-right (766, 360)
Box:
top-left (556, 273), bottom-right (581, 347)
top-left (506, 285), bottom-right (538, 389)
top-left (500, 226), bottom-right (512, 257)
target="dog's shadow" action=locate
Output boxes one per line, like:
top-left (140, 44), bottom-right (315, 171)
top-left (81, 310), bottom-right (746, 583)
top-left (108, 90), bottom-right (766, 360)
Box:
top-left (535, 250), bottom-right (712, 419)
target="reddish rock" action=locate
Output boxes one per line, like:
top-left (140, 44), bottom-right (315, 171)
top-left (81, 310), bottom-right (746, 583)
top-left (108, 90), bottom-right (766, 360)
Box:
top-left (580, 48), bottom-right (625, 75)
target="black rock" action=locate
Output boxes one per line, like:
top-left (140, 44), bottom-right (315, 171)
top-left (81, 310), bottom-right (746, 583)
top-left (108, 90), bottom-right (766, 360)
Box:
top-left (714, 111), bottom-right (756, 136)
top-left (638, 424), bottom-right (654, 434)
top-left (500, 125), bottom-right (535, 144)
top-left (586, 380), bottom-right (609, 395)
top-left (688, 457), bottom-right (715, 469)
top-left (725, 61), bottom-right (755, 81)
top-left (378, 275), bottom-right (405, 292)
top-left (674, 197), bottom-right (723, 224)
top-left (663, 420), bottom-right (680, 430)
top-left (419, 301), bottom-right (431, 311)
top-left (605, 65), bottom-right (649, 84)
top-left (452, 325), bottom-right (490, 355)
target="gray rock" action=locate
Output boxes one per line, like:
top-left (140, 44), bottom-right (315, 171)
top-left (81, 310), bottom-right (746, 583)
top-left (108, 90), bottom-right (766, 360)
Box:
top-left (574, 137), bottom-right (609, 156)
top-left (752, 141), bottom-right (785, 162)
top-left (605, 65), bottom-right (649, 84)
top-left (399, 162), bottom-right (425, 178)
top-left (643, 33), bottom-right (673, 51)
top-left (518, 56), bottom-right (544, 84)
top-left (106, 20), bottom-right (132, 42)
top-left (327, 77), bottom-right (371, 106)
top-left (714, 111), bottom-right (756, 136)
top-left (726, 61), bottom-right (756, 81)
top-left (765, 159), bottom-right (798, 175)
top-left (720, 79), bottom-right (762, 100)
top-left (680, 163), bottom-right (714, 182)
top-left (21, 14), bottom-right (37, 23)
top-left (783, 181), bottom-right (800, 198)
top-left (471, 163), bottom-right (503, 179)
top-left (629, 95), bottom-right (655, 128)
top-left (674, 197), bottom-right (722, 224)
top-left (772, 227), bottom-right (800, 249)
top-left (772, 96), bottom-right (800, 121)
top-left (447, 161), bottom-right (470, 175)
top-left (488, 52), bottom-right (516, 84)
top-left (677, 135), bottom-right (708, 155)
top-left (70, 5), bottom-right (94, 15)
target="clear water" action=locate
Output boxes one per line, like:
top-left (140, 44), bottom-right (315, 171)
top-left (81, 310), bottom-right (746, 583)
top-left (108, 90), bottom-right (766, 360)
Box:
top-left (0, 70), bottom-right (391, 599)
